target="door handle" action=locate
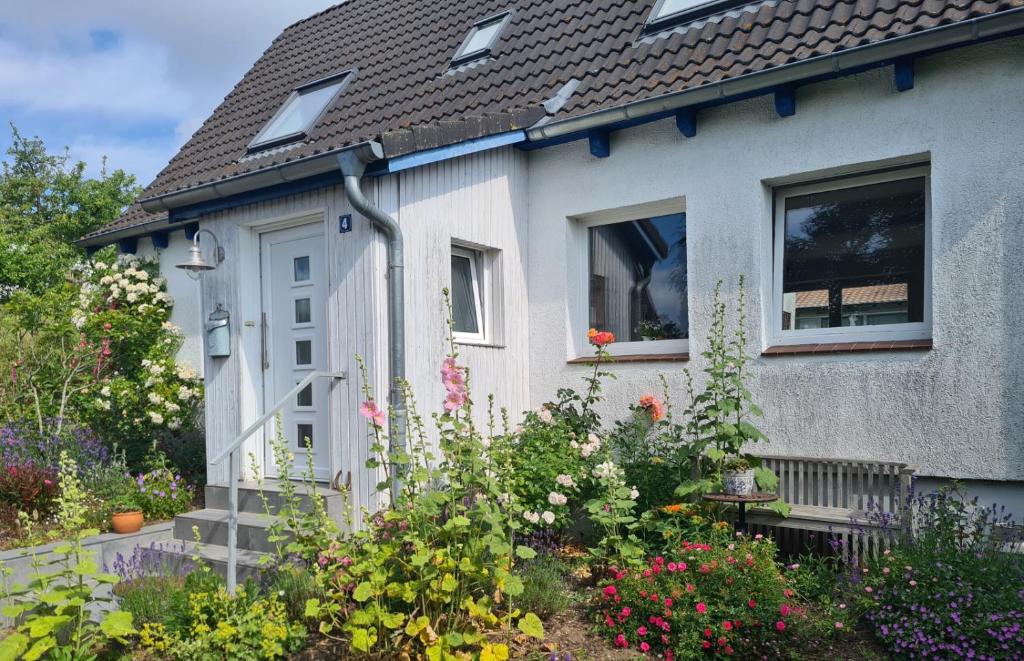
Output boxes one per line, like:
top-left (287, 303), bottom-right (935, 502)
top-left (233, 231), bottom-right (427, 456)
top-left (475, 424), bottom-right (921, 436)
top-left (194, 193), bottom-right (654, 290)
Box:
top-left (261, 312), bottom-right (270, 370)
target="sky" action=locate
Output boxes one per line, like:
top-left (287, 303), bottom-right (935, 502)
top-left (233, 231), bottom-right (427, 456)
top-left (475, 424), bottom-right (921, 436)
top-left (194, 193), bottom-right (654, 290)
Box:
top-left (0, 1), bottom-right (333, 187)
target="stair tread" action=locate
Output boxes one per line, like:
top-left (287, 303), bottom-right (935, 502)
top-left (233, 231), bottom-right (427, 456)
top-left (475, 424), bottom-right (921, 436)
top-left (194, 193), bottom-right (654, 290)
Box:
top-left (206, 481), bottom-right (346, 497)
top-left (168, 540), bottom-right (270, 569)
top-left (176, 508), bottom-right (283, 528)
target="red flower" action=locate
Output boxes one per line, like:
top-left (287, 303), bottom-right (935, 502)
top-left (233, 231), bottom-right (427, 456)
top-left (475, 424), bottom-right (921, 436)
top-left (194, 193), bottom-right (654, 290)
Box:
top-left (587, 328), bottom-right (615, 347)
top-left (747, 599), bottom-right (757, 609)
top-left (702, 641), bottom-right (712, 650)
top-left (639, 394), bottom-right (665, 421)
top-left (776, 621), bottom-right (786, 631)
top-left (695, 602), bottom-right (707, 614)
top-left (603, 585), bottom-right (617, 597)
top-left (723, 621), bottom-right (733, 631)
top-left (703, 628), bottom-right (712, 638)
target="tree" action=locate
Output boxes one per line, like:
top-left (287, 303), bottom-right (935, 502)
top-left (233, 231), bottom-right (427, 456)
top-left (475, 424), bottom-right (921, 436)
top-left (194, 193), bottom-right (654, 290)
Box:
top-left (0, 124), bottom-right (139, 299)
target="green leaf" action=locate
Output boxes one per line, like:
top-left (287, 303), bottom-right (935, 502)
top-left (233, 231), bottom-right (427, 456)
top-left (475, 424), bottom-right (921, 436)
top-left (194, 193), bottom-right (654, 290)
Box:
top-left (381, 612), bottom-right (406, 629)
top-left (515, 546), bottom-right (537, 560)
top-left (766, 500), bottom-right (791, 517)
top-left (440, 573), bottom-right (457, 592)
top-left (73, 557), bottom-right (98, 576)
top-left (754, 466), bottom-right (778, 492)
top-left (92, 572), bottom-right (120, 585)
top-left (23, 635), bottom-right (56, 661)
top-left (350, 627), bottom-right (377, 653)
top-left (304, 598), bottom-right (320, 618)
top-left (0, 632), bottom-right (29, 660)
top-left (517, 612), bottom-right (545, 640)
top-left (706, 447), bottom-right (726, 462)
top-left (2, 604), bottom-right (27, 618)
top-left (99, 610), bottom-right (135, 639)
top-left (352, 582), bottom-right (374, 602)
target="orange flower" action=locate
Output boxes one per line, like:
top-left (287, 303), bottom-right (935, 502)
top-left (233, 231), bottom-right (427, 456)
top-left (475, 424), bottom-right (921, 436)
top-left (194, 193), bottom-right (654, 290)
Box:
top-left (639, 394), bottom-right (665, 421)
top-left (587, 328), bottom-right (615, 347)
top-left (663, 504), bottom-right (683, 514)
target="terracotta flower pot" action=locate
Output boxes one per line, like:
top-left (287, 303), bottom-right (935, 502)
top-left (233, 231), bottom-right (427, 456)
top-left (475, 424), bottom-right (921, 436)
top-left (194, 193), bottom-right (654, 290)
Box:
top-left (111, 511), bottom-right (144, 534)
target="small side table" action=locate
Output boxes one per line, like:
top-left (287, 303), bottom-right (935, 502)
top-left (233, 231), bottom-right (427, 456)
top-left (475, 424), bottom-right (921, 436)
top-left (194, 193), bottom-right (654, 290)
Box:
top-left (702, 492), bottom-right (779, 533)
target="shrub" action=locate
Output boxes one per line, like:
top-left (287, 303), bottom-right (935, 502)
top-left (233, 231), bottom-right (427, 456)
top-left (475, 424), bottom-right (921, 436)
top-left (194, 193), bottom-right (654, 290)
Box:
top-left (131, 467), bottom-right (193, 520)
top-left (115, 575), bottom-right (189, 627)
top-left (138, 584), bottom-right (307, 660)
top-left (0, 422), bottom-right (110, 475)
top-left (0, 463), bottom-right (58, 521)
top-left (852, 485), bottom-right (1024, 658)
top-left (517, 555), bottom-right (574, 619)
top-left (594, 536), bottom-right (796, 658)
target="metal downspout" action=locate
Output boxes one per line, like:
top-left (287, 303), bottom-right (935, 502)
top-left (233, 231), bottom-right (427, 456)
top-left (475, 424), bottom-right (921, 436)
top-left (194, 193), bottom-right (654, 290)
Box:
top-left (337, 144), bottom-right (406, 503)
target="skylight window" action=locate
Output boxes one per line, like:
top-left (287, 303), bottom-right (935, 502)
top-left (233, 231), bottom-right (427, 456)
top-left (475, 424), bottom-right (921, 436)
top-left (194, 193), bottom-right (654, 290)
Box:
top-left (644, 0), bottom-right (749, 33)
top-left (451, 11), bottom-right (512, 67)
top-left (249, 71), bottom-right (353, 151)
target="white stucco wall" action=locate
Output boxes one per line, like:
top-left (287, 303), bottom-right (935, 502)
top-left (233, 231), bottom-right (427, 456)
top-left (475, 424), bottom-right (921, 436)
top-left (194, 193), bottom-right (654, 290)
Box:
top-left (135, 229), bottom-right (205, 376)
top-left (526, 37), bottom-right (1024, 503)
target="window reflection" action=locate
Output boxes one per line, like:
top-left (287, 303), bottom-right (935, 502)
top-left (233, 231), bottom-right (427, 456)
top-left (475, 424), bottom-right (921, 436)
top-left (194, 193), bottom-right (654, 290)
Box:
top-left (781, 177), bottom-right (925, 331)
top-left (589, 213), bottom-right (688, 342)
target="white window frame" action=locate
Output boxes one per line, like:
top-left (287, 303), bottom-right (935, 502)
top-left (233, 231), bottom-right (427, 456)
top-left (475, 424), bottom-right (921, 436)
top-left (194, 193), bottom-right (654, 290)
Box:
top-left (248, 70), bottom-right (354, 151)
top-left (568, 199), bottom-right (689, 359)
top-left (770, 166), bottom-right (932, 347)
top-left (450, 11), bottom-right (512, 68)
top-left (451, 245), bottom-right (486, 344)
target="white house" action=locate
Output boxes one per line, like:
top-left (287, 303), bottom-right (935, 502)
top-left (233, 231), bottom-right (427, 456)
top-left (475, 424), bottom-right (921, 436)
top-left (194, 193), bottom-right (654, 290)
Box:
top-left (81, 0), bottom-right (1024, 517)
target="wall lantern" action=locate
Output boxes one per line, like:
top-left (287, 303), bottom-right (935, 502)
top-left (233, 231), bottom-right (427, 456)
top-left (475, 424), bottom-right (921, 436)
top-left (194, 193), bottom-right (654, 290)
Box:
top-left (175, 229), bottom-right (224, 280)
top-left (206, 304), bottom-right (231, 358)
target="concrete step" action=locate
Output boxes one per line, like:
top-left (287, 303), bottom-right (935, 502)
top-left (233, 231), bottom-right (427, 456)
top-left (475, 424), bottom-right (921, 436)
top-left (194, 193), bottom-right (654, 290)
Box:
top-left (157, 540), bottom-right (271, 585)
top-left (174, 508), bottom-right (292, 554)
top-left (204, 481), bottom-right (348, 521)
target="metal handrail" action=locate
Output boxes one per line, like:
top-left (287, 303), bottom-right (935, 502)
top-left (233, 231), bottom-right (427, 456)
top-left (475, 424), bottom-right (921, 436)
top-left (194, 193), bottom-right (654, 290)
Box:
top-left (211, 370), bottom-right (346, 592)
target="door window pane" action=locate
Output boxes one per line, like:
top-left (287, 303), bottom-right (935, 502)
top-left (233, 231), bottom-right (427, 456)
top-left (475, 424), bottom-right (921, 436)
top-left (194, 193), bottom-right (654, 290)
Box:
top-left (296, 384), bottom-right (313, 407)
top-left (295, 340), bottom-right (312, 365)
top-left (293, 256), bottom-right (311, 282)
top-left (588, 213), bottom-right (688, 342)
top-left (295, 298), bottom-right (311, 324)
top-left (297, 424), bottom-right (313, 447)
top-left (451, 251), bottom-right (481, 335)
top-left (781, 177), bottom-right (925, 330)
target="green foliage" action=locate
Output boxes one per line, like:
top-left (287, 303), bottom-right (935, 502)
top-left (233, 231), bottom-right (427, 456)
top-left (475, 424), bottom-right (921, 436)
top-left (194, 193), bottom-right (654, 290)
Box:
top-left (304, 290), bottom-right (543, 659)
top-left (585, 461), bottom-right (646, 569)
top-left (0, 452), bottom-right (135, 660)
top-left (594, 537), bottom-right (796, 658)
top-left (516, 556), bottom-right (573, 619)
top-left (850, 485), bottom-right (1024, 657)
top-left (0, 125), bottom-right (138, 299)
top-left (137, 583), bottom-right (307, 660)
top-left (114, 575), bottom-right (190, 627)
top-left (130, 466), bottom-right (193, 520)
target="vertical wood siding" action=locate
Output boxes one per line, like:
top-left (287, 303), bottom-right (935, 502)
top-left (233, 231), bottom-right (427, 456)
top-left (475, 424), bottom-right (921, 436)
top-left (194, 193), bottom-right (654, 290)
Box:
top-left (199, 147), bottom-right (529, 513)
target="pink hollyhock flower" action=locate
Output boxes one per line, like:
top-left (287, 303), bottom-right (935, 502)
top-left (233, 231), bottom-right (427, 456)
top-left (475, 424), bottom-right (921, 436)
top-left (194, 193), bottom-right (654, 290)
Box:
top-left (359, 400), bottom-right (386, 426)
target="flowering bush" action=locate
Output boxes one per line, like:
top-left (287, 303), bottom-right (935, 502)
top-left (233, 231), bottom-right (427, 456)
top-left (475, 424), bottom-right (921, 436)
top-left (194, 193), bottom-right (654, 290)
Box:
top-left (0, 422), bottom-right (109, 475)
top-left (305, 290), bottom-right (545, 659)
top-left (852, 486), bottom-right (1024, 658)
top-left (131, 468), bottom-right (193, 520)
top-left (0, 463), bottom-right (58, 524)
top-left (595, 536), bottom-right (795, 658)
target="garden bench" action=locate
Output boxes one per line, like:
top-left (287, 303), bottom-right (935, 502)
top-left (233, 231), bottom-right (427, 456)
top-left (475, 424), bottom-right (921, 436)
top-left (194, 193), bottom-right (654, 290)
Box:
top-left (744, 455), bottom-right (916, 563)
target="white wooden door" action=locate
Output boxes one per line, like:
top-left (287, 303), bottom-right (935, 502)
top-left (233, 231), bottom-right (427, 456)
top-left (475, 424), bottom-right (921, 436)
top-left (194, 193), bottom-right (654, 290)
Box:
top-left (260, 223), bottom-right (330, 481)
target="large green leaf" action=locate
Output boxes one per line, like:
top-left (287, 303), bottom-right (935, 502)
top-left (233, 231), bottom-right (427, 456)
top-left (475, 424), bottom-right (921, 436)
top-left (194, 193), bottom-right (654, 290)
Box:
top-left (517, 612), bottom-right (545, 640)
top-left (0, 632), bottom-right (29, 660)
top-left (514, 546), bottom-right (537, 560)
top-left (350, 627), bottom-right (377, 653)
top-left (754, 466), bottom-right (778, 492)
top-left (352, 582), bottom-right (374, 602)
top-left (99, 610), bottom-right (135, 639)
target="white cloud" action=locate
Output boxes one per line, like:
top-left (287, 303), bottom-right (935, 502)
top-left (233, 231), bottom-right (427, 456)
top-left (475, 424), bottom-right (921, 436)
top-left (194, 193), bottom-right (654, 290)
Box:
top-left (0, 1), bottom-right (333, 183)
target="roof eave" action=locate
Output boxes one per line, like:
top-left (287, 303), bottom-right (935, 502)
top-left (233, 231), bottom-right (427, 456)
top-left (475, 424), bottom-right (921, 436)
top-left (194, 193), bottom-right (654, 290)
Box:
top-left (527, 7), bottom-right (1024, 143)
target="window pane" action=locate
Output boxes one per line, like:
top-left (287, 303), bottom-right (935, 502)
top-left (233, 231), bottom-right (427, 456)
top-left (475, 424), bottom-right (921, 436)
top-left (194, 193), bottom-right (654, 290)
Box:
top-left (293, 256), bottom-right (310, 282)
top-left (450, 254), bottom-right (480, 334)
top-left (462, 18), bottom-right (503, 55)
top-left (654, 0), bottom-right (706, 19)
top-left (296, 384), bottom-right (312, 407)
top-left (588, 213), bottom-right (688, 342)
top-left (256, 79), bottom-right (345, 145)
top-left (295, 340), bottom-right (312, 365)
top-left (295, 298), bottom-right (311, 324)
top-left (297, 424), bottom-right (313, 447)
top-left (781, 177), bottom-right (925, 330)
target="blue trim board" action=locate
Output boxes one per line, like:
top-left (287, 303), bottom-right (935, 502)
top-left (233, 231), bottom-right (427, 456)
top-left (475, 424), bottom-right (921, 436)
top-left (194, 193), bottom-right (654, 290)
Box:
top-left (894, 57), bottom-right (915, 92)
top-left (774, 85), bottom-right (796, 117)
top-left (117, 237), bottom-right (138, 254)
top-left (366, 130), bottom-right (526, 175)
top-left (151, 231), bottom-right (170, 250)
top-left (588, 130), bottom-right (611, 158)
top-left (675, 108), bottom-right (697, 138)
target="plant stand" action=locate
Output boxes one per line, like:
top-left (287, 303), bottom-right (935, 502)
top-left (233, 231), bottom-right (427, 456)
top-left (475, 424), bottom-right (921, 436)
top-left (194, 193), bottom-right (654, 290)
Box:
top-left (702, 492), bottom-right (778, 533)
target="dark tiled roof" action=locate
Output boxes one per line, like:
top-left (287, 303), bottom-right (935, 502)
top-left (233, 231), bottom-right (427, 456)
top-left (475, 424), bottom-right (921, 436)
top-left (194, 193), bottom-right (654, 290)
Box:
top-left (100, 0), bottom-right (1022, 238)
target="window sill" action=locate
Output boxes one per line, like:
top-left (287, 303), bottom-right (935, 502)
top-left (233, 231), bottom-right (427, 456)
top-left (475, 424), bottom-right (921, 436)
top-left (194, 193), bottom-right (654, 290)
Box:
top-left (762, 339), bottom-right (933, 357)
top-left (454, 340), bottom-right (506, 349)
top-left (567, 352), bottom-right (690, 365)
